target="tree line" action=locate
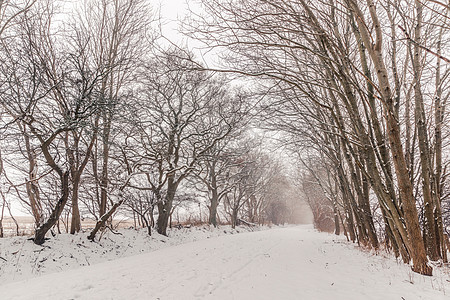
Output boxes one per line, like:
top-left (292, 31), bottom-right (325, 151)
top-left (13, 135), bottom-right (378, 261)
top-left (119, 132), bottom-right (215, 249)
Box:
top-left (188, 0), bottom-right (450, 276)
top-left (0, 1), bottom-right (300, 245)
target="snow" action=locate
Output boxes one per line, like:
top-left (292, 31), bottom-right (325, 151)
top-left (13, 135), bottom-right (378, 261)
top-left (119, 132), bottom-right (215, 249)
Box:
top-left (1, 225), bottom-right (449, 299)
top-left (0, 225), bottom-right (258, 284)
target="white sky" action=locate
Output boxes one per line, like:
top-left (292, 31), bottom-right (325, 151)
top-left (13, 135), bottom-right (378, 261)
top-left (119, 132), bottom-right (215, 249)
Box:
top-left (158, 0), bottom-right (221, 67)
top-left (159, 0), bottom-right (189, 38)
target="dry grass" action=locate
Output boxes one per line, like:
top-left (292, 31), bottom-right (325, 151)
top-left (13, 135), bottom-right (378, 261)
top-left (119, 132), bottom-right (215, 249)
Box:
top-left (1, 216), bottom-right (134, 237)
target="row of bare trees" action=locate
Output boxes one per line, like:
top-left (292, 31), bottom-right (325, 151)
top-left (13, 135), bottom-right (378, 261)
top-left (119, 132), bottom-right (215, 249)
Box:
top-left (0, 0), bottom-right (299, 244)
top-left (188, 0), bottom-right (450, 275)
top-left (195, 138), bottom-right (297, 228)
top-left (0, 0), bottom-right (155, 244)
top-left (122, 133), bottom-right (302, 231)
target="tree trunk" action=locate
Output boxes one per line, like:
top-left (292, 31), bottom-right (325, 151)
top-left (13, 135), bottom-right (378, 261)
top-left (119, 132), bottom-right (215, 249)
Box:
top-left (209, 193), bottom-right (219, 227)
top-left (383, 67), bottom-right (431, 276)
top-left (156, 201), bottom-right (171, 236)
top-left (332, 201), bottom-right (340, 235)
top-left (411, 0), bottom-right (439, 261)
top-left (231, 208), bottom-right (238, 229)
top-left (141, 214), bottom-right (151, 236)
top-left (150, 205), bottom-right (155, 227)
top-left (156, 178), bottom-right (177, 236)
top-left (99, 115), bottom-right (111, 217)
top-left (361, 168), bottom-right (378, 248)
top-left (337, 167), bottom-right (356, 242)
top-left (68, 120), bottom-right (98, 235)
top-left (434, 7), bottom-right (447, 263)
top-left (23, 125), bottom-right (43, 228)
top-left (70, 177), bottom-right (81, 234)
top-left (34, 171), bottom-right (70, 245)
top-left (87, 170), bottom-right (133, 241)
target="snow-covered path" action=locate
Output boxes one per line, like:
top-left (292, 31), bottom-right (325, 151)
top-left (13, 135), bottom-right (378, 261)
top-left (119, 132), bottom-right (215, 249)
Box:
top-left (1, 226), bottom-right (448, 299)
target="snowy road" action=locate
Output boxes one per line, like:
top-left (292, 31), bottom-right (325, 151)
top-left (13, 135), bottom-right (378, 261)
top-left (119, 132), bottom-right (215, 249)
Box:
top-left (1, 226), bottom-right (448, 299)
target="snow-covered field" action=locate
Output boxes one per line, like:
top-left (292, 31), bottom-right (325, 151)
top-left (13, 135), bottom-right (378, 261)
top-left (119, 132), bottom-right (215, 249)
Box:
top-left (1, 225), bottom-right (449, 299)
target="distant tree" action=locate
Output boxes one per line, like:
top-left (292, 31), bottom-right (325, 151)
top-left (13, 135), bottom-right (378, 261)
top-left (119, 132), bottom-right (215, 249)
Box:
top-left (193, 125), bottom-right (249, 227)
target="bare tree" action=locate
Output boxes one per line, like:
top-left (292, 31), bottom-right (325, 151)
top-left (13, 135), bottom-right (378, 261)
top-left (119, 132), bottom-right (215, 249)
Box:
top-left (75, 0), bottom-right (153, 224)
top-left (193, 142), bottom-right (239, 227)
top-left (130, 48), bottom-right (243, 235)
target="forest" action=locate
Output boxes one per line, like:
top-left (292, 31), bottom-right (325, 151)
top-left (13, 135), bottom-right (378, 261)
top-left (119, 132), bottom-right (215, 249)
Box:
top-left (0, 0), bottom-right (449, 278)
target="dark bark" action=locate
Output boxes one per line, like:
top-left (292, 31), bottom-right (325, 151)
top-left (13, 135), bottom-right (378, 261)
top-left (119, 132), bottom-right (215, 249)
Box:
top-left (34, 171), bottom-right (70, 245)
top-left (231, 208), bottom-right (239, 229)
top-left (156, 177), bottom-right (177, 236)
top-left (88, 196), bottom-right (125, 241)
top-left (209, 192), bottom-right (219, 227)
top-left (156, 202), bottom-right (171, 236)
top-left (70, 178), bottom-right (81, 234)
top-left (99, 116), bottom-right (111, 218)
top-left (332, 201), bottom-right (340, 235)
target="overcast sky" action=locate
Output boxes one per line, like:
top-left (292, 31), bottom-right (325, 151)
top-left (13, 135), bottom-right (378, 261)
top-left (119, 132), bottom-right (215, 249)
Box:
top-left (160, 0), bottom-right (189, 38)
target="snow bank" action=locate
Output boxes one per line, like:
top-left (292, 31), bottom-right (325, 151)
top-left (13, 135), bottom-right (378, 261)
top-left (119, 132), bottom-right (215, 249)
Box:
top-left (0, 224), bottom-right (261, 285)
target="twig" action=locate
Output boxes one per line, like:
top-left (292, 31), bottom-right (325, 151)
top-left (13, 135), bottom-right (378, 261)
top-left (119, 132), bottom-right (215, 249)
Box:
top-left (398, 25), bottom-right (450, 64)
